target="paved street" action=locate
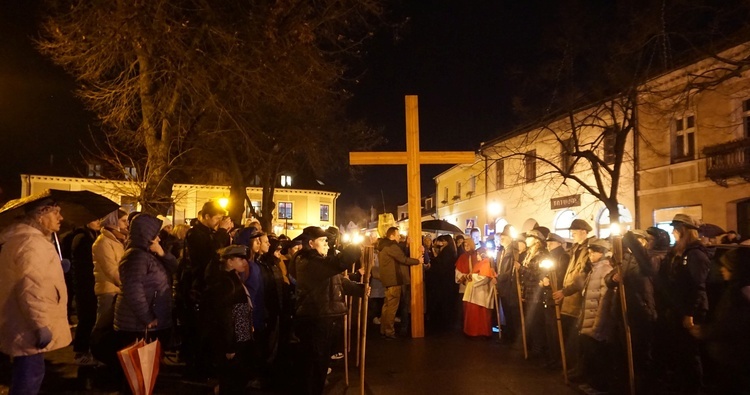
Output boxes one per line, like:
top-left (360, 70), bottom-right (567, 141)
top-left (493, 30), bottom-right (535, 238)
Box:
top-left (0, 325), bottom-right (579, 395)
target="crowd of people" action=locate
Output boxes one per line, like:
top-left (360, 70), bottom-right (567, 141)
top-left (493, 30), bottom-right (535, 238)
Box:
top-left (0, 197), bottom-right (748, 395)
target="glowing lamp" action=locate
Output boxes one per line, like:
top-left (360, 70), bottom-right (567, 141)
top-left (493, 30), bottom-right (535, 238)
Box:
top-left (218, 197), bottom-right (229, 209)
top-left (488, 201), bottom-right (503, 217)
top-left (509, 225), bottom-right (518, 239)
top-left (342, 233), bottom-right (351, 243)
top-left (352, 233), bottom-right (364, 244)
top-left (610, 223), bottom-right (622, 237)
top-left (540, 258), bottom-right (554, 270)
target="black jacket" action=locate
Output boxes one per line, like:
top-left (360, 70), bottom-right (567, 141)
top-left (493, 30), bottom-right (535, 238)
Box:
top-left (294, 245), bottom-right (363, 319)
top-left (71, 227), bottom-right (98, 290)
top-left (605, 232), bottom-right (659, 323)
top-left (662, 241), bottom-right (711, 319)
top-left (203, 270), bottom-right (253, 354)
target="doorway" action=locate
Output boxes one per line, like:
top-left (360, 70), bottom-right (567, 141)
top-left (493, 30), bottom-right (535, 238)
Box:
top-left (737, 199), bottom-right (750, 241)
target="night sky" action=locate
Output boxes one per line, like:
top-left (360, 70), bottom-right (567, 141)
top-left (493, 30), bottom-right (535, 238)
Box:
top-left (0, 0), bottom-right (552, 218)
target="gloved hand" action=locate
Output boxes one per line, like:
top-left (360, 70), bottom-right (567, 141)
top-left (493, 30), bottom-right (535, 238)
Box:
top-left (36, 326), bottom-right (53, 349)
top-left (60, 259), bottom-right (71, 273)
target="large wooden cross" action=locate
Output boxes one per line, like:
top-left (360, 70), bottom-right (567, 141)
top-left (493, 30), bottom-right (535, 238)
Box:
top-left (350, 95), bottom-right (475, 338)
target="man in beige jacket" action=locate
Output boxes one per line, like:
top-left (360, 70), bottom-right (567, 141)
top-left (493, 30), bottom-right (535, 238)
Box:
top-left (0, 199), bottom-right (72, 394)
top-left (552, 219), bottom-right (592, 379)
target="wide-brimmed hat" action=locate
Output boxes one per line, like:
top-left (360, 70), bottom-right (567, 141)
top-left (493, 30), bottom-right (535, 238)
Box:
top-left (588, 238), bottom-right (611, 252)
top-left (219, 245), bottom-right (248, 260)
top-left (499, 224), bottom-right (514, 237)
top-left (671, 214), bottom-right (698, 230)
top-left (630, 229), bottom-right (650, 240)
top-left (546, 233), bottom-right (566, 245)
top-left (235, 226), bottom-right (263, 247)
top-left (525, 229), bottom-right (546, 242)
top-left (567, 219), bottom-right (592, 232)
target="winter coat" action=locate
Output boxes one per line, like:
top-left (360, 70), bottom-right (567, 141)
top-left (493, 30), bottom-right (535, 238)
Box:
top-left (115, 214), bottom-right (178, 332)
top-left (579, 258), bottom-right (615, 342)
top-left (662, 241), bottom-right (711, 319)
top-left (92, 227), bottom-right (125, 295)
top-left (0, 223), bottom-right (72, 356)
top-left (203, 269), bottom-right (253, 354)
top-left (182, 221), bottom-right (231, 292)
top-left (294, 245), bottom-right (363, 319)
top-left (378, 238), bottom-right (420, 287)
top-left (496, 244), bottom-right (520, 305)
top-left (561, 237), bottom-right (592, 317)
top-left (604, 232), bottom-right (659, 323)
top-left (369, 254), bottom-right (386, 299)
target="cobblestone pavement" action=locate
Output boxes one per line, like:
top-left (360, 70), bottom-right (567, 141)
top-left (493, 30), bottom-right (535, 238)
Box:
top-left (1, 326), bottom-right (579, 395)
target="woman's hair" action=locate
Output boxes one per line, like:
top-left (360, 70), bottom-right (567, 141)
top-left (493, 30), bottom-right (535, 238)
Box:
top-left (171, 224), bottom-right (190, 240)
top-left (463, 238), bottom-right (476, 252)
top-left (673, 225), bottom-right (701, 256)
top-left (101, 209), bottom-right (128, 229)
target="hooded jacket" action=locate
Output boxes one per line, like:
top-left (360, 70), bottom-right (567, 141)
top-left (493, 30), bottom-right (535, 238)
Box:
top-left (92, 227), bottom-right (125, 295)
top-left (115, 214), bottom-right (178, 332)
top-left (0, 223), bottom-right (72, 356)
top-left (378, 238), bottom-right (420, 287)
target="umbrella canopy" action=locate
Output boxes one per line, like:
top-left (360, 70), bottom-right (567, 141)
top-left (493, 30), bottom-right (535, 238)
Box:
top-left (0, 189), bottom-right (120, 230)
top-left (422, 219), bottom-right (464, 235)
top-left (698, 223), bottom-right (726, 238)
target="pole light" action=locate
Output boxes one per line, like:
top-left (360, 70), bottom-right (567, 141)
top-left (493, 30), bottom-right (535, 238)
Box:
top-left (538, 257), bottom-right (568, 383)
top-left (218, 197), bottom-right (229, 209)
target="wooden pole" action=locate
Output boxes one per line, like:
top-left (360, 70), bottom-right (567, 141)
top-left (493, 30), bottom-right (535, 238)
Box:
top-left (512, 245), bottom-right (528, 359)
top-left (548, 270), bottom-right (568, 384)
top-left (405, 95), bottom-right (425, 338)
top-left (356, 298), bottom-right (363, 366)
top-left (612, 235), bottom-right (636, 395)
top-left (344, 310), bottom-right (349, 387)
top-left (359, 246), bottom-right (374, 395)
top-left (492, 286), bottom-right (502, 341)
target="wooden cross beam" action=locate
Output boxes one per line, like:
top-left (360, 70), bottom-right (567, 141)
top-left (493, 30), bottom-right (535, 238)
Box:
top-left (350, 95), bottom-right (475, 338)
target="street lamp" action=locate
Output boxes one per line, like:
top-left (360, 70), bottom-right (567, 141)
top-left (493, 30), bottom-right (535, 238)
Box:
top-left (218, 197), bottom-right (229, 209)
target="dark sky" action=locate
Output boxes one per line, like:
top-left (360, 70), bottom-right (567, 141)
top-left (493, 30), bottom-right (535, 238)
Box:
top-left (0, 0), bottom-right (551, 216)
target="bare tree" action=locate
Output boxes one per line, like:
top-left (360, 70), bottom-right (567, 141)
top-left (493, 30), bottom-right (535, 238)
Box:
top-left (36, 0), bottom-right (384, 214)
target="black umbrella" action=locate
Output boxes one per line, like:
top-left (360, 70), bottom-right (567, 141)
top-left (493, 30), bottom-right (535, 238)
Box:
top-left (421, 219), bottom-right (464, 234)
top-left (698, 223), bottom-right (726, 238)
top-left (0, 189), bottom-right (120, 230)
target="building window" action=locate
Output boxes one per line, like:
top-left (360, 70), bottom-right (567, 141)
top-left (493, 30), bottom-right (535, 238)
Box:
top-left (672, 115), bottom-right (695, 162)
top-left (280, 175), bottom-right (292, 187)
top-left (124, 167), bottom-right (138, 179)
top-left (495, 160), bottom-right (504, 190)
top-left (468, 176), bottom-right (476, 195)
top-left (561, 138), bottom-right (575, 173)
top-left (524, 150), bottom-right (537, 182)
top-left (442, 187), bottom-right (449, 203)
top-left (454, 181), bottom-right (462, 199)
top-left (278, 202), bottom-right (293, 219)
top-left (120, 196), bottom-right (138, 213)
top-left (424, 198), bottom-right (433, 211)
top-left (320, 204), bottom-right (329, 221)
top-left (88, 163), bottom-right (102, 177)
top-left (603, 127), bottom-right (617, 165)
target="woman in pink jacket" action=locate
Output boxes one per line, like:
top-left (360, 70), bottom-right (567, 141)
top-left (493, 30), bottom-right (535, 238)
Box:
top-left (0, 199), bottom-right (71, 395)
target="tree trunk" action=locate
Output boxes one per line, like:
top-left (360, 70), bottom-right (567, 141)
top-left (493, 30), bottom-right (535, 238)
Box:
top-left (260, 173), bottom-right (276, 233)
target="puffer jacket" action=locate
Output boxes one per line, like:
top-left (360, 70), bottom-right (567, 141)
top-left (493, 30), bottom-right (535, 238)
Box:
top-left (0, 223), bottom-right (72, 356)
top-left (295, 245), bottom-right (363, 318)
top-left (579, 258), bottom-right (615, 341)
top-left (378, 238), bottom-right (420, 287)
top-left (561, 237), bottom-right (592, 317)
top-left (92, 227), bottom-right (125, 295)
top-left (115, 214), bottom-right (178, 332)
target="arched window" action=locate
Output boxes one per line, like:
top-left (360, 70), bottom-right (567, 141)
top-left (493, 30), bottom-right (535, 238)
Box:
top-left (597, 204), bottom-right (633, 238)
top-left (554, 209), bottom-right (576, 239)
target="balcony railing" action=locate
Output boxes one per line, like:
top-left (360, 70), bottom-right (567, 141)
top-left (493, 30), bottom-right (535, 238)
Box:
top-left (704, 137), bottom-right (750, 186)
